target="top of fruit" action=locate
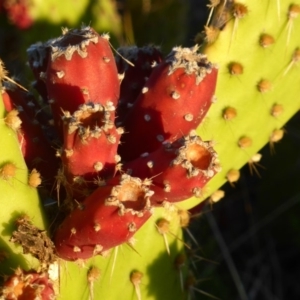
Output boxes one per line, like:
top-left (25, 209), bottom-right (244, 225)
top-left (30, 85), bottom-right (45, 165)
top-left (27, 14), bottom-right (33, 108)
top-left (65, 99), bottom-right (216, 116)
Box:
top-left (50, 26), bottom-right (101, 61)
top-left (166, 45), bottom-right (215, 84)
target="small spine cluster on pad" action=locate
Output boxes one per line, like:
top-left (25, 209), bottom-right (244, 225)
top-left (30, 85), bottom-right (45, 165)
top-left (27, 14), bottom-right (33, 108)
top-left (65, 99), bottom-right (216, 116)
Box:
top-left (4, 25), bottom-right (219, 261)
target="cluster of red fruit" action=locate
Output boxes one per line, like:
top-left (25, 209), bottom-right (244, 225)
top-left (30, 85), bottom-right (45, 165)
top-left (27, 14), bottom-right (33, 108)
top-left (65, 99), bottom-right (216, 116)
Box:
top-left (4, 26), bottom-right (220, 261)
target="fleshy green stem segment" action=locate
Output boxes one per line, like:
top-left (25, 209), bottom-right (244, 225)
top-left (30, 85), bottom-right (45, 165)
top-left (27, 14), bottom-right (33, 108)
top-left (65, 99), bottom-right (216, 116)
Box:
top-left (0, 91), bottom-right (46, 276)
top-left (58, 208), bottom-right (187, 300)
top-left (179, 0), bottom-right (300, 210)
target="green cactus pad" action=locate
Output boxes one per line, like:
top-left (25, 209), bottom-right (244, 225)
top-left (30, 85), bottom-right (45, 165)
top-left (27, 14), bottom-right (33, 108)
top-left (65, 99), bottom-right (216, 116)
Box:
top-left (58, 207), bottom-right (187, 300)
top-left (179, 0), bottom-right (300, 210)
top-left (0, 92), bottom-right (46, 276)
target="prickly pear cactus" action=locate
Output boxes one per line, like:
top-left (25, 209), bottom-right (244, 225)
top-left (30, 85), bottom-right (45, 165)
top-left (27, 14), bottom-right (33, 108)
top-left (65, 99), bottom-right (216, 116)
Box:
top-left (1, 1), bottom-right (300, 300)
top-left (42, 26), bottom-right (217, 300)
top-left (2, 26), bottom-right (213, 299)
top-left (180, 0), bottom-right (300, 209)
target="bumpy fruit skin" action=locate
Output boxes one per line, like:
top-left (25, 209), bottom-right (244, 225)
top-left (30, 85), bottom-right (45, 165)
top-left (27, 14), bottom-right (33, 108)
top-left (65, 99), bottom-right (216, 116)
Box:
top-left (58, 102), bottom-right (123, 200)
top-left (124, 131), bottom-right (220, 204)
top-left (119, 45), bottom-right (218, 161)
top-left (54, 175), bottom-right (154, 261)
top-left (115, 45), bottom-right (164, 125)
top-left (44, 27), bottom-right (120, 131)
top-left (28, 26), bottom-right (124, 201)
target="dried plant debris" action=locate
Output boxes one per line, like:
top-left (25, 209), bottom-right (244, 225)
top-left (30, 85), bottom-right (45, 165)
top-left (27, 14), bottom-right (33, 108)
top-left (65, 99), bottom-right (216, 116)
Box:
top-left (10, 216), bottom-right (56, 269)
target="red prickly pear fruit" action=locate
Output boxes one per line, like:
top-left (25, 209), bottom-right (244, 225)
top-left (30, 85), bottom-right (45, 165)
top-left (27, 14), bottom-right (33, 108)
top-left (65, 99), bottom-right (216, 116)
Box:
top-left (54, 174), bottom-right (154, 261)
top-left (45, 26), bottom-right (120, 130)
top-left (118, 45), bottom-right (218, 162)
top-left (123, 131), bottom-right (220, 205)
top-left (115, 45), bottom-right (163, 125)
top-left (27, 41), bottom-right (51, 103)
top-left (0, 267), bottom-right (55, 300)
top-left (2, 83), bottom-right (53, 129)
top-left (59, 102), bottom-right (123, 198)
